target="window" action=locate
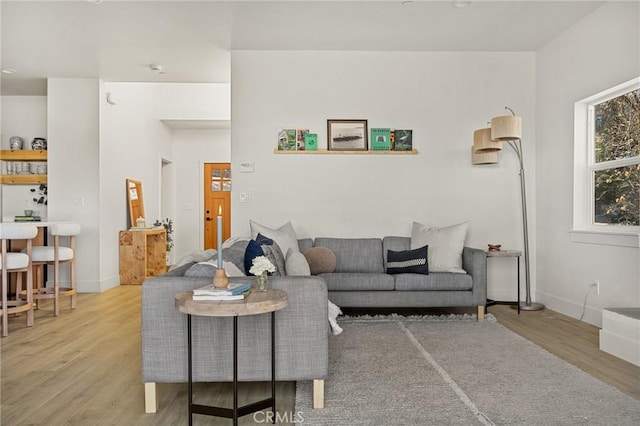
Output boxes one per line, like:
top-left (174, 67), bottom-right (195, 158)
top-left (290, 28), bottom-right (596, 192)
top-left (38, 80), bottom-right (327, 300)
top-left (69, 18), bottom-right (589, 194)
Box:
top-left (590, 87), bottom-right (639, 226)
top-left (573, 78), bottom-right (640, 247)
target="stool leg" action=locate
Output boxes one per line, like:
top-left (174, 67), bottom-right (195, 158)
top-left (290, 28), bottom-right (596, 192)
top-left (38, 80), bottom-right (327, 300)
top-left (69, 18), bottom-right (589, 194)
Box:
top-left (34, 265), bottom-right (41, 310)
top-left (54, 259), bottom-right (60, 317)
top-left (2, 269), bottom-right (9, 337)
top-left (26, 264), bottom-right (34, 327)
top-left (14, 272), bottom-right (23, 317)
top-left (70, 257), bottom-right (77, 310)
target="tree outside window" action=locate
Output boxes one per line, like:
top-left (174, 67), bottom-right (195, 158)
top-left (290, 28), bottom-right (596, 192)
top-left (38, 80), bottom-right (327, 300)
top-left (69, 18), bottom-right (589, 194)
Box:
top-left (591, 88), bottom-right (639, 226)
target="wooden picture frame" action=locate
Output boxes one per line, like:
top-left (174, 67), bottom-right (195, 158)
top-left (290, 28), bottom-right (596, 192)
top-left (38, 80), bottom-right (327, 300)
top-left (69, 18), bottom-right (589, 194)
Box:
top-left (327, 119), bottom-right (368, 151)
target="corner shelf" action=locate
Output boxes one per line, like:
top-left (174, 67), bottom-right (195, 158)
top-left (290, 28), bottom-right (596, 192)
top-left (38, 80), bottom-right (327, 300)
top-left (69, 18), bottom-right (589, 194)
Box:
top-left (273, 149), bottom-right (418, 155)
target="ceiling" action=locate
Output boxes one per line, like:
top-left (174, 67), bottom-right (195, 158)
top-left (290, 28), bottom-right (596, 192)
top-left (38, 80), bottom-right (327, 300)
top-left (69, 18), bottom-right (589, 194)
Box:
top-left (1, 1), bottom-right (606, 96)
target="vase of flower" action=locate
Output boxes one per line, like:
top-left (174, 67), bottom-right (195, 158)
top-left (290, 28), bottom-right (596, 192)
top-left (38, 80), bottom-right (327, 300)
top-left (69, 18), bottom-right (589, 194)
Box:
top-left (255, 272), bottom-right (268, 291)
top-left (249, 256), bottom-right (275, 292)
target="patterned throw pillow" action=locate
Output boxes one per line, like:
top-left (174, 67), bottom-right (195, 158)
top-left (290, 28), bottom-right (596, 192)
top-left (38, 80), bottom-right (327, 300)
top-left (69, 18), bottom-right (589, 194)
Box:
top-left (386, 245), bottom-right (429, 275)
top-left (261, 242), bottom-right (286, 276)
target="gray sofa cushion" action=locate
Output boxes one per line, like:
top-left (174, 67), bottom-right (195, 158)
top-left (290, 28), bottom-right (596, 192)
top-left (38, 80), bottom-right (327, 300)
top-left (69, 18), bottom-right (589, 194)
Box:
top-left (314, 238), bottom-right (384, 273)
top-left (320, 272), bottom-right (394, 291)
top-left (394, 272), bottom-right (473, 291)
top-left (298, 238), bottom-right (314, 252)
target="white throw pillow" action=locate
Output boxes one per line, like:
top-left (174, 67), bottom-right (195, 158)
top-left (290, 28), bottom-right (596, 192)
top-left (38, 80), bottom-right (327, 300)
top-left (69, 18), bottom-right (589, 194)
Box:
top-left (249, 220), bottom-right (300, 257)
top-left (285, 249), bottom-right (311, 276)
top-left (410, 221), bottom-right (468, 274)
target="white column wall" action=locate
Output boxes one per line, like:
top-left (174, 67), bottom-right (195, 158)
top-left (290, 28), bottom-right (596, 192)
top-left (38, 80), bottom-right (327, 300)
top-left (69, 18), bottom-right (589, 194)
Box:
top-left (535, 2), bottom-right (640, 325)
top-left (47, 78), bottom-right (101, 292)
top-left (231, 50), bottom-right (536, 301)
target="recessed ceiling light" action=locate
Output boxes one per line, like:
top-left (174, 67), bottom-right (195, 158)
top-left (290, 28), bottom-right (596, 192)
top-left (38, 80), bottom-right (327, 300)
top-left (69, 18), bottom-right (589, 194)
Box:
top-left (1, 68), bottom-right (17, 75)
top-left (452, 1), bottom-right (472, 8)
top-left (149, 64), bottom-right (163, 72)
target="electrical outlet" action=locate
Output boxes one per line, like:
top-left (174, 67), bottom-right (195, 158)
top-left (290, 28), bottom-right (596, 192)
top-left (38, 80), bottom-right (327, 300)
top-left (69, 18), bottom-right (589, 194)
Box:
top-left (591, 280), bottom-right (600, 295)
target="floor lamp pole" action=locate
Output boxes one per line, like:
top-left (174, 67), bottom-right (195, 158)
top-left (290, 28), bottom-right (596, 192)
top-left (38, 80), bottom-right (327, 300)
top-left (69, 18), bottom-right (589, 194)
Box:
top-left (508, 139), bottom-right (545, 311)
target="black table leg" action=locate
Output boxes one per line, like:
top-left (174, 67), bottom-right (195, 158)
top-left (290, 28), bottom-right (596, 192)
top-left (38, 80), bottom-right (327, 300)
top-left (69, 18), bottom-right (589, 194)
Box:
top-left (233, 316), bottom-right (238, 426)
top-left (517, 257), bottom-right (521, 315)
top-left (188, 314), bottom-right (193, 426)
top-left (272, 311), bottom-right (276, 423)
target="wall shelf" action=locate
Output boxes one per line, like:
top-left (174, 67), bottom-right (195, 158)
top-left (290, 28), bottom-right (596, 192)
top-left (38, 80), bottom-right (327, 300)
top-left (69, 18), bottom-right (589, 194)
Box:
top-left (0, 175), bottom-right (47, 184)
top-left (273, 149), bottom-right (418, 155)
top-left (0, 150), bottom-right (47, 161)
top-left (0, 150), bottom-right (48, 184)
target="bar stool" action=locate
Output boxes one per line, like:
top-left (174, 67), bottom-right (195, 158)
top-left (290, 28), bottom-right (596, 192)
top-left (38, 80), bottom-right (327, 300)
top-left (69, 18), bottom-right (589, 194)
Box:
top-left (1, 223), bottom-right (37, 337)
top-left (29, 223), bottom-right (81, 316)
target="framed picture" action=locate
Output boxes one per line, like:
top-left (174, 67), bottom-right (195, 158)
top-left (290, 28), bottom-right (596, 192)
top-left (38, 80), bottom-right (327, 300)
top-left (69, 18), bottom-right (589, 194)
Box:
top-left (327, 119), bottom-right (368, 151)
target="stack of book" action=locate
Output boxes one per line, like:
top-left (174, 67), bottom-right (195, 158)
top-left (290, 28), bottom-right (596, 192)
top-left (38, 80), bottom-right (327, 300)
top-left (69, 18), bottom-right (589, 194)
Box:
top-left (192, 282), bottom-right (252, 301)
top-left (14, 215), bottom-right (42, 222)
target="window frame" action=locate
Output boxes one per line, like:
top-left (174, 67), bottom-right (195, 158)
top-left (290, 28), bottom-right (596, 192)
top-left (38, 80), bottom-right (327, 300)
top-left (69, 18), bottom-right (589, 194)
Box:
top-left (572, 77), bottom-right (640, 247)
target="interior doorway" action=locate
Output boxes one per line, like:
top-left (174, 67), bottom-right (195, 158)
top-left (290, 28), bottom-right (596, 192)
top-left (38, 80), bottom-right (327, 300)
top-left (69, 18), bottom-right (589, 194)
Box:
top-left (204, 163), bottom-right (231, 250)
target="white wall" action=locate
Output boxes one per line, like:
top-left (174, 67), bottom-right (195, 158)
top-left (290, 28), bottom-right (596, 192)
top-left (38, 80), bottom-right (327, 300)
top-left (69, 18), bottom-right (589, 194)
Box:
top-left (1, 96), bottom-right (47, 219)
top-left (231, 51), bottom-right (537, 301)
top-left (48, 78), bottom-right (101, 292)
top-left (172, 128), bottom-right (231, 261)
top-left (535, 2), bottom-right (640, 325)
top-left (100, 83), bottom-right (230, 284)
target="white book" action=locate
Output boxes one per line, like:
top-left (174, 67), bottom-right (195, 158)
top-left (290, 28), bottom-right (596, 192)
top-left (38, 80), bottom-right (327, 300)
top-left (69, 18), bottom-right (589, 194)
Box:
top-left (193, 282), bottom-right (251, 296)
top-left (192, 294), bottom-right (246, 301)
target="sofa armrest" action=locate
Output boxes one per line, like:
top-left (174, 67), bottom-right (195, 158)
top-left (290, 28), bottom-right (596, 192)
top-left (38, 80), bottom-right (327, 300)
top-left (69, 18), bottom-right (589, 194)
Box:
top-left (462, 247), bottom-right (487, 306)
top-left (141, 273), bottom-right (328, 383)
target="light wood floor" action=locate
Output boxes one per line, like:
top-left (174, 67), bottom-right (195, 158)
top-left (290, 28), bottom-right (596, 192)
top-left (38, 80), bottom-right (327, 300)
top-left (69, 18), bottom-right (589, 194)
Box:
top-left (1, 286), bottom-right (638, 425)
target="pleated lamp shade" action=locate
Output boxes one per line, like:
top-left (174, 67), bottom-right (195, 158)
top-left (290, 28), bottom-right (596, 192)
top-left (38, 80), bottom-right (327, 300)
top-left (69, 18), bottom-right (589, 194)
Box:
top-left (471, 146), bottom-right (498, 165)
top-left (491, 115), bottom-right (522, 141)
top-left (473, 128), bottom-right (502, 152)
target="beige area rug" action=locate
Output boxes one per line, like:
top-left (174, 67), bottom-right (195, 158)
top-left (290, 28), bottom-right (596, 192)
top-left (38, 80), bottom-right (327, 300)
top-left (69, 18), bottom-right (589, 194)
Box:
top-left (295, 315), bottom-right (640, 425)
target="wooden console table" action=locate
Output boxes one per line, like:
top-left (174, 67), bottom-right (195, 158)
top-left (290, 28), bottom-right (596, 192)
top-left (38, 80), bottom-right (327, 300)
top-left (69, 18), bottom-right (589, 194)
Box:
top-left (119, 228), bottom-right (166, 285)
top-left (175, 289), bottom-right (288, 426)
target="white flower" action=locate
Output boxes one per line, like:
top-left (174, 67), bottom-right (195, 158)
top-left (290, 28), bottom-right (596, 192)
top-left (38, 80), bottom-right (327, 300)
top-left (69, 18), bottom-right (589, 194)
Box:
top-left (249, 256), bottom-right (275, 276)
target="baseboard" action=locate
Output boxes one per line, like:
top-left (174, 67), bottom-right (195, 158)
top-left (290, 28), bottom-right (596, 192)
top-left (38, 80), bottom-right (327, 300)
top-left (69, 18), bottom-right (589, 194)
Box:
top-left (536, 290), bottom-right (602, 327)
top-left (600, 309), bottom-right (640, 367)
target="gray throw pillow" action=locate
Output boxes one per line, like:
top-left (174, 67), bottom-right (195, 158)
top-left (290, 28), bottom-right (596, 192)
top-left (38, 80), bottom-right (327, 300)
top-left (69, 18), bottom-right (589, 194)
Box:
top-left (261, 242), bottom-right (286, 276)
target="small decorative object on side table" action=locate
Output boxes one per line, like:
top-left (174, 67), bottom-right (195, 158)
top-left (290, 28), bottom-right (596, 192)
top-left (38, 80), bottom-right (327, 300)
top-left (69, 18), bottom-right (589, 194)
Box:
top-left (249, 255), bottom-right (275, 292)
top-left (175, 288), bottom-right (288, 426)
top-left (213, 267), bottom-right (229, 288)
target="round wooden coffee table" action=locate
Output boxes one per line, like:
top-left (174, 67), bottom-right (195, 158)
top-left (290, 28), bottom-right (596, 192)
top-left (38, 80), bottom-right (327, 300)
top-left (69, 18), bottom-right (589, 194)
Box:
top-left (175, 288), bottom-right (288, 426)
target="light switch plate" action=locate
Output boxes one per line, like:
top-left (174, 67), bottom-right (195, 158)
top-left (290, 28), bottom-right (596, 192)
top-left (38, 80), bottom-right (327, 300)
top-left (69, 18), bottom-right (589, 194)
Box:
top-left (239, 162), bottom-right (254, 173)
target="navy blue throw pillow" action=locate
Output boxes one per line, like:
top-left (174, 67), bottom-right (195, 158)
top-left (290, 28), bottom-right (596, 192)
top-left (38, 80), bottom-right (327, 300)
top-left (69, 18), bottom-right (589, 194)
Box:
top-left (386, 245), bottom-right (429, 275)
top-left (244, 239), bottom-right (265, 275)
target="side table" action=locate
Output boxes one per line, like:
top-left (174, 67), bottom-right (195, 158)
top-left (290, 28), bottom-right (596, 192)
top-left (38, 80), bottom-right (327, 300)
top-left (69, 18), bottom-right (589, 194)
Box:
top-left (486, 249), bottom-right (522, 315)
top-left (175, 288), bottom-right (288, 426)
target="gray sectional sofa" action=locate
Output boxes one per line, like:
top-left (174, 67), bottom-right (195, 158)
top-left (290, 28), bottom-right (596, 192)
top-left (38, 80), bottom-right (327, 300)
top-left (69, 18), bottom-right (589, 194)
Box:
top-left (140, 235), bottom-right (486, 413)
top-left (302, 237), bottom-right (487, 316)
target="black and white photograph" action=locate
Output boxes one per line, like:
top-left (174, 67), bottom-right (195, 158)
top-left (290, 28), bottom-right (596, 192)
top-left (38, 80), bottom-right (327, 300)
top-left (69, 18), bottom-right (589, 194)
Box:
top-left (327, 119), bottom-right (368, 151)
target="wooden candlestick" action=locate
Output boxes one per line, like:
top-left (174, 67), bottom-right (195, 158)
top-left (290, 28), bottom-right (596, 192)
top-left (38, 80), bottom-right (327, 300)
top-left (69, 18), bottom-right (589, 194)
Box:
top-left (213, 268), bottom-right (229, 288)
